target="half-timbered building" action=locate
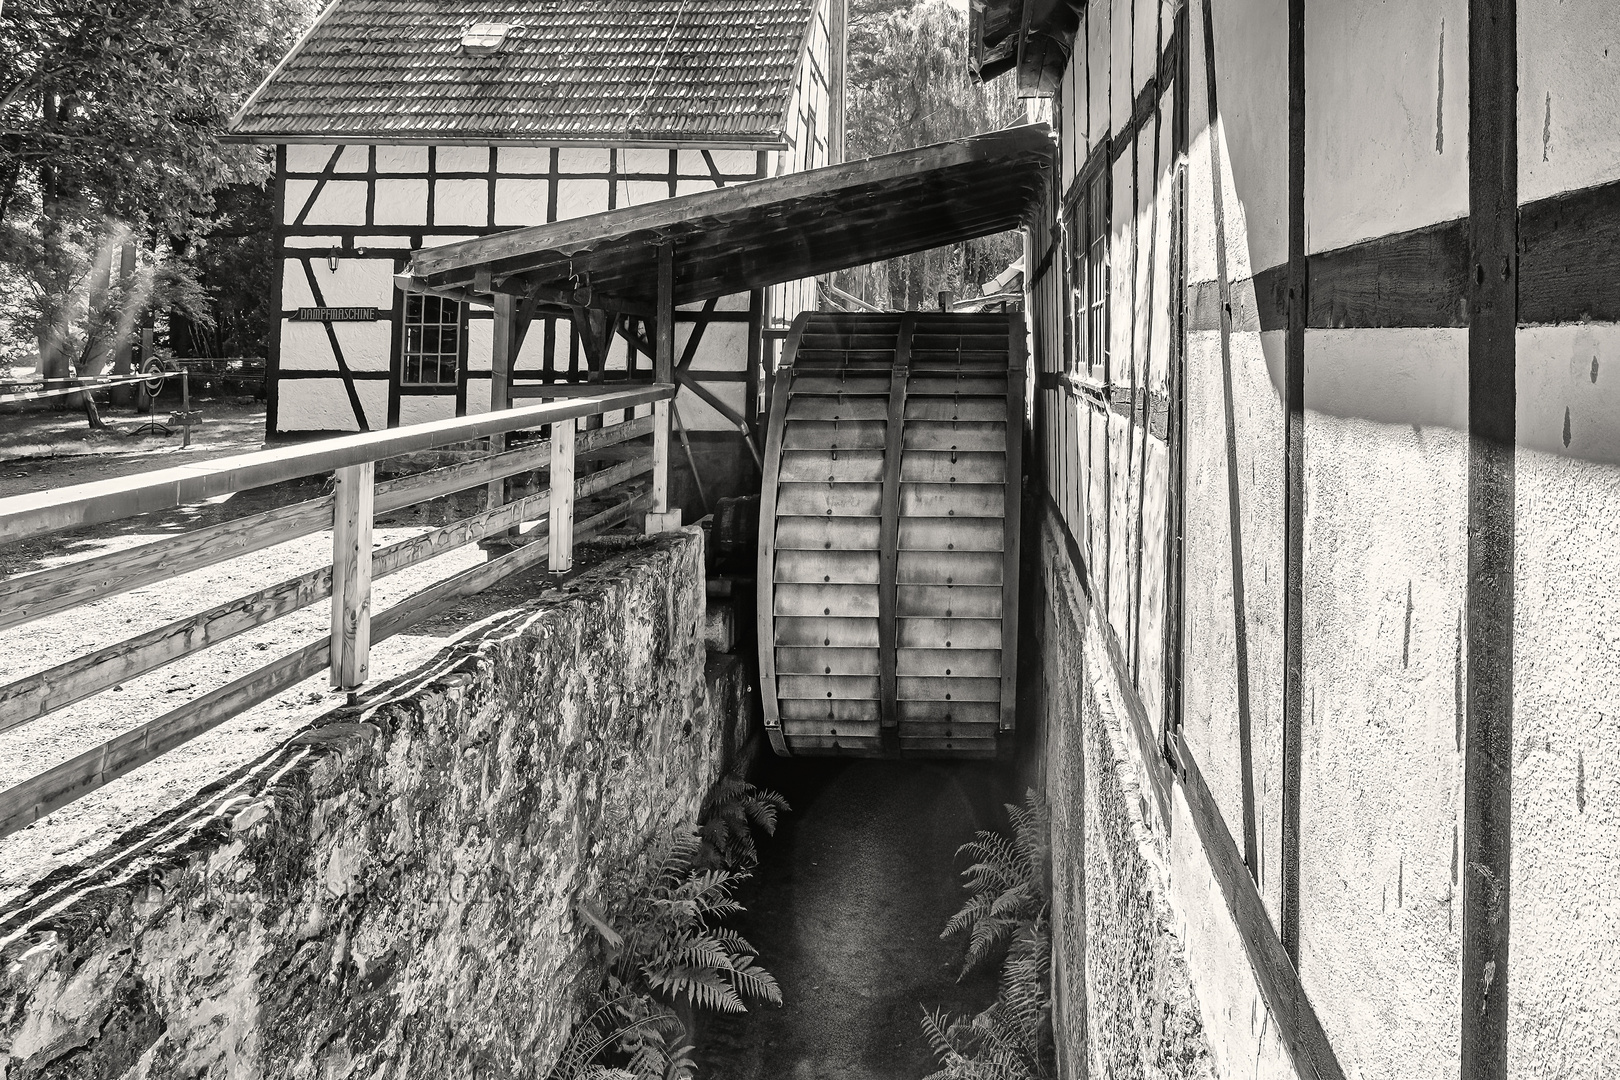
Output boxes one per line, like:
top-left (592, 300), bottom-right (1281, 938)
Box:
top-left (229, 0), bottom-right (844, 439)
top-left (976, 0), bottom-right (1620, 1077)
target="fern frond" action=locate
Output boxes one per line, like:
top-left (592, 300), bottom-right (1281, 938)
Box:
top-left (646, 964), bottom-right (748, 1013)
top-left (942, 893), bottom-right (993, 940)
top-left (726, 957), bottom-right (783, 1007)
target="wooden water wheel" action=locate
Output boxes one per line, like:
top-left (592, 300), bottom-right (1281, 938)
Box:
top-left (756, 311), bottom-right (1024, 758)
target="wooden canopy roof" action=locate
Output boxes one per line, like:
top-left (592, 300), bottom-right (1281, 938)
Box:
top-left (403, 125), bottom-right (1055, 310)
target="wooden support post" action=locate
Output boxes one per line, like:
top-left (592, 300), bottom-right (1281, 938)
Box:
top-left (487, 293), bottom-right (517, 513)
top-left (646, 243), bottom-right (682, 534)
top-left (549, 417), bottom-right (576, 573)
top-left (329, 462), bottom-right (374, 689)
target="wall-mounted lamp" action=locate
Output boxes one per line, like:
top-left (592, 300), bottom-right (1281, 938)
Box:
top-left (327, 247), bottom-right (340, 272)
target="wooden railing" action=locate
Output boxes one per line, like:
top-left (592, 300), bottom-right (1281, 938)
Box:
top-left (0, 384), bottom-right (675, 840)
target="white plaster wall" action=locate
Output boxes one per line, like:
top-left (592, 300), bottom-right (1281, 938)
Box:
top-left (397, 396), bottom-right (457, 427)
top-left (374, 180), bottom-right (429, 227)
top-left (1299, 328), bottom-right (1467, 1080)
top-left (277, 378), bottom-right (387, 432)
top-left (1192, 0), bottom-right (1288, 279)
top-left (1179, 328), bottom-right (1286, 926)
top-left (1304, 0), bottom-right (1467, 253)
top-left (1508, 324), bottom-right (1620, 1079)
top-left (1088, 1), bottom-right (1110, 159)
top-left (1168, 789), bottom-right (1301, 1080)
top-left (375, 146), bottom-right (429, 173)
top-left (434, 179), bottom-right (489, 228)
top-left (290, 180), bottom-right (368, 227)
top-left (1518, 0), bottom-right (1620, 202)
top-left (1109, 0), bottom-right (1133, 135)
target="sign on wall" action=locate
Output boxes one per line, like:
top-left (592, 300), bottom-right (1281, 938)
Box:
top-left (295, 307), bottom-right (379, 322)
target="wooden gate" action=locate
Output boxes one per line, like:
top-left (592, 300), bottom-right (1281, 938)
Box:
top-left (757, 311), bottom-right (1024, 758)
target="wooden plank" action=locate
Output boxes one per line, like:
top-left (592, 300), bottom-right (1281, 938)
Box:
top-left (896, 550), bottom-right (1004, 585)
top-left (788, 375), bottom-right (890, 396)
top-left (895, 736), bottom-right (997, 756)
top-left (774, 482), bottom-right (883, 517)
top-left (902, 421), bottom-right (1004, 451)
top-left (895, 584), bottom-right (1003, 619)
top-left (782, 719), bottom-right (882, 739)
top-left (0, 565), bottom-right (332, 733)
top-left (778, 674), bottom-right (881, 699)
top-left (329, 462), bottom-right (373, 690)
top-left (778, 698), bottom-right (881, 722)
top-left (896, 617), bottom-right (1003, 649)
top-left (1000, 307), bottom-right (1025, 732)
top-left (878, 315), bottom-right (915, 744)
top-left (778, 449), bottom-right (886, 483)
top-left (774, 549), bottom-right (879, 584)
top-left (781, 736), bottom-right (886, 755)
top-left (782, 420), bottom-right (886, 449)
top-left (549, 418), bottom-right (576, 572)
top-left (889, 720), bottom-right (1001, 738)
top-left (895, 648), bottom-right (1002, 678)
top-left (0, 385), bottom-right (672, 546)
top-left (904, 398), bottom-right (1006, 422)
top-left (899, 483), bottom-right (1004, 518)
top-left (0, 496), bottom-right (334, 635)
top-left (898, 517), bottom-right (1003, 551)
top-left (899, 451), bottom-right (1006, 483)
top-left (896, 676), bottom-right (1002, 702)
top-left (369, 487), bottom-right (652, 643)
top-left (906, 376), bottom-right (1006, 396)
top-left (774, 582), bottom-right (880, 618)
top-left (0, 486), bottom-right (652, 842)
top-left (896, 700), bottom-right (999, 724)
top-left (0, 637), bottom-right (331, 841)
top-left (774, 648), bottom-right (881, 675)
top-left (787, 397), bottom-right (888, 421)
top-left (773, 515), bottom-right (882, 550)
top-left (407, 126), bottom-right (1054, 285)
top-left (756, 333), bottom-right (800, 749)
top-left (772, 616), bottom-right (879, 648)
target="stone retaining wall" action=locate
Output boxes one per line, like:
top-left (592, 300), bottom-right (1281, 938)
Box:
top-left (1037, 513), bottom-right (1216, 1079)
top-left (0, 528), bottom-right (733, 1079)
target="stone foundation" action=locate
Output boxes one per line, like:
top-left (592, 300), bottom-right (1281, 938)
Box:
top-left (1037, 511), bottom-right (1216, 1079)
top-left (0, 528), bottom-right (741, 1079)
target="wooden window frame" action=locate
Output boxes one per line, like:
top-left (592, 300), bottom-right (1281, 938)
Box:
top-left (400, 293), bottom-right (465, 389)
top-left (1063, 150), bottom-right (1111, 388)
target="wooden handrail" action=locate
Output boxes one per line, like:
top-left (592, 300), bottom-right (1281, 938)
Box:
top-left (0, 383), bottom-right (673, 545)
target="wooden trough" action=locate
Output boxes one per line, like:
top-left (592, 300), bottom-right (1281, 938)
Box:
top-left (757, 311), bottom-right (1024, 758)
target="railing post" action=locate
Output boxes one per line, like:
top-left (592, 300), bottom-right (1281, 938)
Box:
top-left (330, 462), bottom-right (374, 689)
top-left (549, 417), bottom-right (575, 573)
top-left (646, 242), bottom-right (682, 534)
top-left (487, 293), bottom-right (517, 513)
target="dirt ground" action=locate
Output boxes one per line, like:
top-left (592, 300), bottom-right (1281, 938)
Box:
top-left (0, 398), bottom-right (619, 905)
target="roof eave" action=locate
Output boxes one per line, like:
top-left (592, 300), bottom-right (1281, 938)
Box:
top-left (220, 132), bottom-right (793, 152)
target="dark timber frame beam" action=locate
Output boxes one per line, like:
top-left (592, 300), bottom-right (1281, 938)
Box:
top-left (1462, 0), bottom-right (1517, 1075)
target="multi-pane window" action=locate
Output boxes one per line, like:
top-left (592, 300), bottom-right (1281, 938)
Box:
top-left (1067, 170), bottom-right (1110, 379)
top-left (401, 294), bottom-right (461, 386)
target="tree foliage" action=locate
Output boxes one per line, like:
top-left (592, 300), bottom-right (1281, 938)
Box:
top-left (0, 0), bottom-right (318, 378)
top-left (836, 0), bottom-right (1027, 310)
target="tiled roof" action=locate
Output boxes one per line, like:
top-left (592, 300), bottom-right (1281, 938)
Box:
top-left (230, 0), bottom-right (818, 145)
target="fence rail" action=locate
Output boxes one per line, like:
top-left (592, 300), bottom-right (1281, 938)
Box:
top-left (0, 384), bottom-right (676, 840)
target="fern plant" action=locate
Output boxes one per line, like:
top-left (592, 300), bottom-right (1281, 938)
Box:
top-left (609, 826), bottom-right (783, 1015)
top-left (923, 790), bottom-right (1056, 1080)
top-left (696, 777), bottom-right (790, 871)
top-left (942, 788), bottom-right (1051, 976)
